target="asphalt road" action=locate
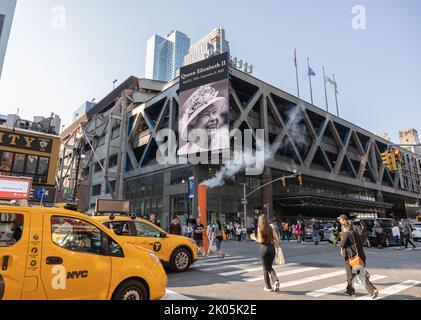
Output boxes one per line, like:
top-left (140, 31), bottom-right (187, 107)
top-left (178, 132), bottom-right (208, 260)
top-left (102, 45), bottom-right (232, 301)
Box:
top-left (163, 238), bottom-right (421, 300)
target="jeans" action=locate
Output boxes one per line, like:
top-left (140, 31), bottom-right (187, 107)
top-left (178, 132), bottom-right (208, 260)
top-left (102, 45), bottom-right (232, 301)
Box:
top-left (313, 230), bottom-right (320, 244)
top-left (345, 261), bottom-right (376, 296)
top-left (215, 237), bottom-right (222, 250)
top-left (260, 243), bottom-right (279, 289)
top-left (404, 234), bottom-right (416, 248)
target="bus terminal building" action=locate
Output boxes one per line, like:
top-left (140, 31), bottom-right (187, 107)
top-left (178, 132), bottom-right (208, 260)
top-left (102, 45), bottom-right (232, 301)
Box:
top-left (68, 63), bottom-right (421, 230)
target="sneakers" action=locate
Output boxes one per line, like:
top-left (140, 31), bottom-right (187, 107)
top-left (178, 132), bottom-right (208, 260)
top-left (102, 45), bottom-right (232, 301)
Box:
top-left (371, 290), bottom-right (379, 299)
top-left (273, 281), bottom-right (281, 292)
top-left (264, 287), bottom-right (272, 292)
top-left (345, 290), bottom-right (356, 297)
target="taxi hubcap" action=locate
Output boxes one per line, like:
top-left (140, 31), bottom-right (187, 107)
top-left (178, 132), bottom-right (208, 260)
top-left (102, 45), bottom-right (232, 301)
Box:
top-left (175, 251), bottom-right (189, 269)
top-left (122, 288), bottom-right (142, 300)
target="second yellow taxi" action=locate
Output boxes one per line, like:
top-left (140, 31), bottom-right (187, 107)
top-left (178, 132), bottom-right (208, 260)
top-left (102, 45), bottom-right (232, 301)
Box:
top-left (92, 215), bottom-right (198, 272)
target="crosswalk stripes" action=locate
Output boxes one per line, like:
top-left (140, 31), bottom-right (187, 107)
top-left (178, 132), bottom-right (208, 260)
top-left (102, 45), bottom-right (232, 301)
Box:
top-left (200, 261), bottom-right (260, 272)
top-left (219, 263), bottom-right (299, 277)
top-left (306, 275), bottom-right (387, 298)
top-left (194, 257), bottom-right (256, 267)
top-left (356, 280), bottom-right (421, 300)
top-left (162, 289), bottom-right (194, 300)
top-left (188, 255), bottom-right (420, 299)
top-left (245, 267), bottom-right (335, 284)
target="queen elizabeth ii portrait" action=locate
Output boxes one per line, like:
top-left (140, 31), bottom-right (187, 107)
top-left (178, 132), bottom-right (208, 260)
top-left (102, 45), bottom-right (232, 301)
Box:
top-left (177, 80), bottom-right (229, 156)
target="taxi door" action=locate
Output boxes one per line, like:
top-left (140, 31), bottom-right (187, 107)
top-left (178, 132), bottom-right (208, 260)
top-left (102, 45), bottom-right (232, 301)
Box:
top-left (0, 211), bottom-right (29, 300)
top-left (132, 221), bottom-right (171, 261)
top-left (40, 213), bottom-right (112, 300)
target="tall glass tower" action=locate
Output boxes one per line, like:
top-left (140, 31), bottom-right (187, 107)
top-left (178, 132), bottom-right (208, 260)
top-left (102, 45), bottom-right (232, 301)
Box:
top-left (0, 0), bottom-right (17, 79)
top-left (145, 31), bottom-right (190, 82)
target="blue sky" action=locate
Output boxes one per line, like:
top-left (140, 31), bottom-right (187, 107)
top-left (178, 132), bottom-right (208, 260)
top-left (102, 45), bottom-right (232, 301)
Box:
top-left (0, 0), bottom-right (420, 143)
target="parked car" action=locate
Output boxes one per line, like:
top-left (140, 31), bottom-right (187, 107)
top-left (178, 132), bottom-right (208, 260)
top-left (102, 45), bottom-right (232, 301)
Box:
top-left (305, 224), bottom-right (325, 242)
top-left (412, 223), bottom-right (421, 242)
top-left (353, 218), bottom-right (396, 247)
top-left (323, 222), bottom-right (335, 242)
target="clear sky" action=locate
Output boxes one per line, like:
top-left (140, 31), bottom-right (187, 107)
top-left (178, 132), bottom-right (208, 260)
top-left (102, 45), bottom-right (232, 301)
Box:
top-left (0, 0), bottom-right (420, 143)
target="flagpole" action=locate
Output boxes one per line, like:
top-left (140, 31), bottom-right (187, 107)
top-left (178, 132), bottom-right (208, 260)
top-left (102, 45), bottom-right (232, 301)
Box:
top-left (323, 66), bottom-right (329, 112)
top-left (294, 49), bottom-right (300, 98)
top-left (307, 57), bottom-right (314, 105)
top-left (333, 74), bottom-right (339, 117)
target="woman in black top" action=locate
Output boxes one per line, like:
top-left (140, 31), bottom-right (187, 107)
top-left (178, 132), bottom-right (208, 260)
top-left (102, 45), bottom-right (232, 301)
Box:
top-left (256, 214), bottom-right (280, 292)
top-left (339, 224), bottom-right (378, 298)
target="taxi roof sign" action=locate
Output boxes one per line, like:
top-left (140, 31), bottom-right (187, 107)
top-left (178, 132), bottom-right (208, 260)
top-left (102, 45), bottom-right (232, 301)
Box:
top-left (95, 199), bottom-right (131, 214)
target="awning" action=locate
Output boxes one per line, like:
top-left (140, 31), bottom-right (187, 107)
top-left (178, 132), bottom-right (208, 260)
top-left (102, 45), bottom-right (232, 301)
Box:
top-left (274, 192), bottom-right (394, 214)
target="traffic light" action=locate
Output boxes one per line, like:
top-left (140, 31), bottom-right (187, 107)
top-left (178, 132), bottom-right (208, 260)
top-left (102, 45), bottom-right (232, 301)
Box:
top-left (381, 151), bottom-right (397, 172)
top-left (393, 149), bottom-right (403, 166)
top-left (296, 175), bottom-right (303, 186)
top-left (280, 177), bottom-right (286, 188)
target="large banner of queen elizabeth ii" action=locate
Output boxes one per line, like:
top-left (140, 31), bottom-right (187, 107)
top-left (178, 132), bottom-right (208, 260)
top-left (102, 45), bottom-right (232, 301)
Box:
top-left (177, 52), bottom-right (230, 156)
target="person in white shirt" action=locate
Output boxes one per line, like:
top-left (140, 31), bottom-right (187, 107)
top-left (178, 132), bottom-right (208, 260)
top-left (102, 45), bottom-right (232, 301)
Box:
top-left (392, 223), bottom-right (401, 247)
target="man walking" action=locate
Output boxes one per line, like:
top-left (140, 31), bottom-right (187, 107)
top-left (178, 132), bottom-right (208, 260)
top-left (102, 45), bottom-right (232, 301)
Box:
top-left (338, 217), bottom-right (378, 299)
top-left (193, 217), bottom-right (205, 257)
top-left (401, 218), bottom-right (416, 249)
top-left (311, 219), bottom-right (321, 245)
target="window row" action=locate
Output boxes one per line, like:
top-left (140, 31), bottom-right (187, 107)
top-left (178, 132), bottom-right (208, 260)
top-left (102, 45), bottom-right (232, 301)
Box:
top-left (0, 151), bottom-right (49, 183)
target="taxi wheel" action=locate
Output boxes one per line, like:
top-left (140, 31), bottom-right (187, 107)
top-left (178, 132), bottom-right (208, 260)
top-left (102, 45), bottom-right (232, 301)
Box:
top-left (170, 248), bottom-right (192, 273)
top-left (113, 280), bottom-right (148, 300)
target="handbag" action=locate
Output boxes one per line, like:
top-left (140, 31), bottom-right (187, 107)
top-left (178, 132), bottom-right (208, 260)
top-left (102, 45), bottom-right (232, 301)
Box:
top-left (348, 232), bottom-right (364, 269)
top-left (222, 230), bottom-right (227, 241)
top-left (274, 246), bottom-right (285, 265)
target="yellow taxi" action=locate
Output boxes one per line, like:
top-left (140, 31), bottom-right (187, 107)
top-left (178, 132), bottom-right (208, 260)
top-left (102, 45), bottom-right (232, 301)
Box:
top-left (0, 204), bottom-right (167, 300)
top-left (92, 215), bottom-right (198, 272)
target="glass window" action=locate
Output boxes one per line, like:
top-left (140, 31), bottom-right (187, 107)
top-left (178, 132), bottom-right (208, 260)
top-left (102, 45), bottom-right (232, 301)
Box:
top-left (13, 154), bottom-right (25, 173)
top-left (51, 216), bottom-right (103, 254)
top-left (134, 221), bottom-right (161, 238)
top-left (0, 213), bottom-right (24, 247)
top-left (92, 184), bottom-right (101, 196)
top-left (0, 152), bottom-right (14, 172)
top-left (108, 154), bottom-right (118, 168)
top-left (106, 221), bottom-right (133, 236)
top-left (37, 157), bottom-right (49, 176)
top-left (26, 155), bottom-right (38, 175)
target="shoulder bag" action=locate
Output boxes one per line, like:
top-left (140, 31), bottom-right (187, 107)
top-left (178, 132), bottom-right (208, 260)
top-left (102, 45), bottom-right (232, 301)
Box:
top-left (348, 231), bottom-right (365, 270)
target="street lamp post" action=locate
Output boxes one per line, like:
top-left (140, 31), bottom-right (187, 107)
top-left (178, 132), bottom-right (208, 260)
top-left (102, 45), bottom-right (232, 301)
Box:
top-left (182, 179), bottom-right (190, 223)
top-left (241, 173), bottom-right (301, 226)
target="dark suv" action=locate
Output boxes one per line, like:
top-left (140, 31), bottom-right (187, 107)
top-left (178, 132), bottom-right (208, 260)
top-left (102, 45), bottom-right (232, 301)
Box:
top-left (353, 218), bottom-right (396, 247)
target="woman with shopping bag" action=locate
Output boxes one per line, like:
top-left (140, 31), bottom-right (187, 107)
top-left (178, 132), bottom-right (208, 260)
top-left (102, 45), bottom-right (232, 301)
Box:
top-left (256, 214), bottom-right (281, 292)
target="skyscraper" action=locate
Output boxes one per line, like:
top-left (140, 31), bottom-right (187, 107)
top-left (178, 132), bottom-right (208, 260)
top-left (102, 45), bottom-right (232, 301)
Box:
top-left (0, 0), bottom-right (17, 79)
top-left (399, 129), bottom-right (421, 155)
top-left (145, 30), bottom-right (190, 82)
top-left (183, 27), bottom-right (230, 66)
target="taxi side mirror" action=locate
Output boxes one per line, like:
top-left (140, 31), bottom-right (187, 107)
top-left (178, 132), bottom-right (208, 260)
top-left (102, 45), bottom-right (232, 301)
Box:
top-left (160, 232), bottom-right (168, 238)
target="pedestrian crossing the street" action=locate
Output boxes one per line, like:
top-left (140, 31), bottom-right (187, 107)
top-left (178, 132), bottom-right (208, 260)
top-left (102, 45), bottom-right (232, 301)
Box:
top-left (183, 254), bottom-right (421, 300)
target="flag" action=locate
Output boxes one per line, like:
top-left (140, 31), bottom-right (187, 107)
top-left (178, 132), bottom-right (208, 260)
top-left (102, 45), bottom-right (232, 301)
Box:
top-left (325, 76), bottom-right (339, 94)
top-left (308, 67), bottom-right (316, 77)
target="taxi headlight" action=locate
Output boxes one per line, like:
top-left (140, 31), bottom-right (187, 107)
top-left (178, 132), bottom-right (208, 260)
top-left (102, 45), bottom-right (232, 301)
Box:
top-left (149, 253), bottom-right (161, 264)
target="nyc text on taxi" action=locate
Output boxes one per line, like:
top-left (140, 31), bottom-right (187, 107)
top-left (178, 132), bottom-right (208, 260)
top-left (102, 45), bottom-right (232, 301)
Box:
top-left (0, 205), bottom-right (167, 300)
